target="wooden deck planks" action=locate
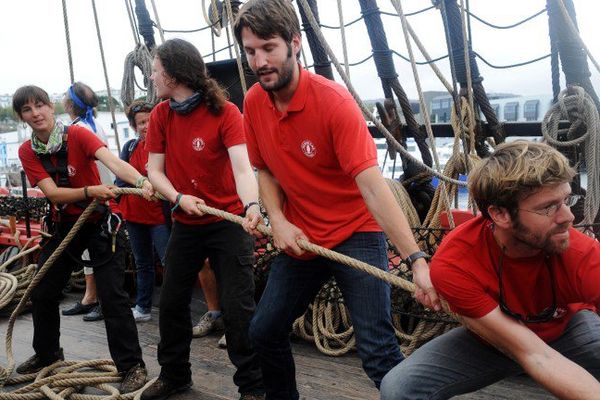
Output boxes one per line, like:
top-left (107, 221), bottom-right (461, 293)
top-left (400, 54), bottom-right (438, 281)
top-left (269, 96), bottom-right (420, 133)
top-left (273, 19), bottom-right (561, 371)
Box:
top-left (0, 295), bottom-right (555, 399)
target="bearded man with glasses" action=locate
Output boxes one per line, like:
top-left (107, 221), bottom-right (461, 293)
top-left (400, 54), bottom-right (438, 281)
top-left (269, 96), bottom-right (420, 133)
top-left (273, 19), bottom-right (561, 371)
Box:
top-left (381, 141), bottom-right (600, 400)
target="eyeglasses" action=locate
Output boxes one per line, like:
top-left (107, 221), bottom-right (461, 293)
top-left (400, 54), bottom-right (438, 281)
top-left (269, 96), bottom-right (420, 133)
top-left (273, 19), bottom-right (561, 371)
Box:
top-left (518, 194), bottom-right (582, 218)
top-left (130, 102), bottom-right (154, 113)
top-left (495, 251), bottom-right (557, 323)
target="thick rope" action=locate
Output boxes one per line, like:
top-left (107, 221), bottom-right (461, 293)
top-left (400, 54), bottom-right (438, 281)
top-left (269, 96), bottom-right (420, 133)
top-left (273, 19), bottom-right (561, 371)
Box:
top-left (91, 0), bottom-right (121, 152)
top-left (295, 0), bottom-right (466, 187)
top-left (336, 0), bottom-right (350, 78)
top-left (148, 0), bottom-right (165, 44)
top-left (120, 44), bottom-right (156, 109)
top-left (202, 0), bottom-right (222, 37)
top-left (556, 0), bottom-right (600, 75)
top-left (61, 0), bottom-right (75, 85)
top-left (123, 0), bottom-right (139, 46)
top-left (542, 86), bottom-right (600, 225)
top-left (224, 0), bottom-right (247, 95)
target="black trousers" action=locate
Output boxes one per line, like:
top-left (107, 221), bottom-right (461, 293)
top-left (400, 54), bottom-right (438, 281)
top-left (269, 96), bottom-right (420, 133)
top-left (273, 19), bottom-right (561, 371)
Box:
top-left (31, 220), bottom-right (144, 372)
top-left (158, 220), bottom-right (263, 395)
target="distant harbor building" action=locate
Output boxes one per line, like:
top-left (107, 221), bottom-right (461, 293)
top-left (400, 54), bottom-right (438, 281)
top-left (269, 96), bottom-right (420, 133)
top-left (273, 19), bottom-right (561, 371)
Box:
top-left (429, 93), bottom-right (553, 123)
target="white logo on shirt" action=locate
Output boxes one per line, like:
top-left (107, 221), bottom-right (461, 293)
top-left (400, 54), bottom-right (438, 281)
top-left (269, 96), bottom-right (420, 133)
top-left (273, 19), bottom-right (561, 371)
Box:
top-left (67, 165), bottom-right (76, 177)
top-left (300, 140), bottom-right (316, 158)
top-left (192, 137), bottom-right (205, 152)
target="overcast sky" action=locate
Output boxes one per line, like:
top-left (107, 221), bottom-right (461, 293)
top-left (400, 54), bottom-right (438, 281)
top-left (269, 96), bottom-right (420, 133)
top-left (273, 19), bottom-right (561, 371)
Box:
top-left (1, 0), bottom-right (598, 101)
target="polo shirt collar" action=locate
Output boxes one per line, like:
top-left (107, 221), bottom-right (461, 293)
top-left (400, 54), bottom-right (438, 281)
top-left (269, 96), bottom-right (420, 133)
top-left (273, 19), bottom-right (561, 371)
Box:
top-left (263, 64), bottom-right (308, 114)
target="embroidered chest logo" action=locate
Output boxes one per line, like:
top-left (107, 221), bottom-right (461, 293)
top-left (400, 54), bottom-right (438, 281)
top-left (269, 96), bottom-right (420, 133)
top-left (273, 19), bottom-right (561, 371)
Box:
top-left (192, 137), bottom-right (205, 152)
top-left (300, 140), bottom-right (316, 158)
top-left (67, 165), bottom-right (76, 177)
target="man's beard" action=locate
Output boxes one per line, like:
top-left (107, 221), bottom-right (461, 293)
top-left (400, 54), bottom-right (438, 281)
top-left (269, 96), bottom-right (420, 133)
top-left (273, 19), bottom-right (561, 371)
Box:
top-left (511, 217), bottom-right (571, 254)
top-left (256, 45), bottom-right (295, 92)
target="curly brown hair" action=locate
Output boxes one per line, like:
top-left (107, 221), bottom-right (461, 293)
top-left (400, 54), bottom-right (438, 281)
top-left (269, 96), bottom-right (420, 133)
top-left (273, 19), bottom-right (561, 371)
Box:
top-left (154, 38), bottom-right (228, 115)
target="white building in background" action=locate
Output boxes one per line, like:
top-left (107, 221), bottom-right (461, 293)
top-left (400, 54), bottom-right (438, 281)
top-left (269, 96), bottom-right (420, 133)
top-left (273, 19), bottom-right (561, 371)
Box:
top-left (429, 93), bottom-right (554, 123)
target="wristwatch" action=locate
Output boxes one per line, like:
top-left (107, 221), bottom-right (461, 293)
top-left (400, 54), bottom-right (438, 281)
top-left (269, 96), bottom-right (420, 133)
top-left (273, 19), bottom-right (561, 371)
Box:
top-left (405, 251), bottom-right (428, 269)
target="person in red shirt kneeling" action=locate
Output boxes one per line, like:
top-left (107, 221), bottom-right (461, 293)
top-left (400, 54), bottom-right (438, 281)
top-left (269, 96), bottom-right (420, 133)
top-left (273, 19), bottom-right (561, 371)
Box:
top-left (381, 141), bottom-right (600, 399)
top-left (14, 85), bottom-right (154, 393)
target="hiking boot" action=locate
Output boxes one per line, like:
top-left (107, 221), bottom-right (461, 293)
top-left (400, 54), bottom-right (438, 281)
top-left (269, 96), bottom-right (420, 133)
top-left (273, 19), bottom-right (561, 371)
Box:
top-left (218, 333), bottom-right (227, 349)
top-left (132, 307), bottom-right (152, 322)
top-left (82, 304), bottom-right (103, 321)
top-left (16, 348), bottom-right (64, 374)
top-left (140, 378), bottom-right (192, 400)
top-left (120, 363), bottom-right (147, 393)
top-left (240, 394), bottom-right (265, 400)
top-left (62, 301), bottom-right (98, 316)
top-left (192, 311), bottom-right (224, 338)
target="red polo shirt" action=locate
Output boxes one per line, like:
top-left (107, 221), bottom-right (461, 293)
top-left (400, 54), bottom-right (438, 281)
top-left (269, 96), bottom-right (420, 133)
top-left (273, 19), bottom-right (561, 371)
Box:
top-left (19, 125), bottom-right (105, 220)
top-left (243, 67), bottom-right (381, 256)
top-left (431, 216), bottom-right (600, 342)
top-left (119, 139), bottom-right (165, 225)
top-left (146, 100), bottom-right (245, 225)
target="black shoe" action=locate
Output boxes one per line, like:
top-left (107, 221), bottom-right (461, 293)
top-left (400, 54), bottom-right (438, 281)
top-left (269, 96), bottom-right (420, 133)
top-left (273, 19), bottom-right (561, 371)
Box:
top-left (62, 301), bottom-right (98, 316)
top-left (140, 378), bottom-right (193, 400)
top-left (82, 305), bottom-right (103, 321)
top-left (16, 348), bottom-right (64, 374)
top-left (120, 363), bottom-right (148, 393)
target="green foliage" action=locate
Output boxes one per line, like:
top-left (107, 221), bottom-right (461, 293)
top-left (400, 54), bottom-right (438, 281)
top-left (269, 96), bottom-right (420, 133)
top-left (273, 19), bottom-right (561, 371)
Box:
top-left (98, 95), bottom-right (123, 112)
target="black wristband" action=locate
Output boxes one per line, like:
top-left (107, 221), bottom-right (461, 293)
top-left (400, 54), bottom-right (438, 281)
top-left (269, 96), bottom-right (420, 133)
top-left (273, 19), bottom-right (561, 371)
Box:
top-left (243, 201), bottom-right (260, 216)
top-left (83, 186), bottom-right (90, 200)
top-left (405, 251), bottom-right (428, 269)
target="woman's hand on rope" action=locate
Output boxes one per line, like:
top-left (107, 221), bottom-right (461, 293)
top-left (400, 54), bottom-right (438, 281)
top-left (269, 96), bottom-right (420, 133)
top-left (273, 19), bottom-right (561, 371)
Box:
top-left (412, 260), bottom-right (441, 311)
top-left (140, 179), bottom-right (156, 201)
top-left (270, 217), bottom-right (308, 256)
top-left (242, 205), bottom-right (264, 238)
top-left (87, 185), bottom-right (116, 201)
top-left (179, 194), bottom-right (206, 216)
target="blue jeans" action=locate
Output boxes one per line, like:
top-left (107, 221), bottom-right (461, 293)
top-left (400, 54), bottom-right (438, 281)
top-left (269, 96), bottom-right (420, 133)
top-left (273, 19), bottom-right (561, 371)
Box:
top-left (249, 232), bottom-right (403, 400)
top-left (126, 221), bottom-right (171, 313)
top-left (380, 310), bottom-right (600, 400)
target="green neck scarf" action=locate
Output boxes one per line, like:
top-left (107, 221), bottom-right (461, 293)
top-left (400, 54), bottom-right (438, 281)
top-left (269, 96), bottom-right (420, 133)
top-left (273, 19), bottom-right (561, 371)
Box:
top-left (31, 120), bottom-right (65, 155)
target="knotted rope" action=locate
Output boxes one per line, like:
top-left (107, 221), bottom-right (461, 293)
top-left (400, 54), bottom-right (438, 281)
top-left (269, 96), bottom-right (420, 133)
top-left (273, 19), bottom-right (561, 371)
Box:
top-left (120, 44), bottom-right (156, 109)
top-left (542, 86), bottom-right (600, 225)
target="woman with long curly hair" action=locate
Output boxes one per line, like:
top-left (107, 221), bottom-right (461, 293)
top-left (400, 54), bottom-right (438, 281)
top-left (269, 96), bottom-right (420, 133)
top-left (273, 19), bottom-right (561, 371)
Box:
top-left (141, 38), bottom-right (264, 400)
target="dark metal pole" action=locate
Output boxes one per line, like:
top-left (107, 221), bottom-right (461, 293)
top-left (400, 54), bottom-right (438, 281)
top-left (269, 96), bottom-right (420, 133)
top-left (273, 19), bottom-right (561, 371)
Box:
top-left (21, 170), bottom-right (31, 238)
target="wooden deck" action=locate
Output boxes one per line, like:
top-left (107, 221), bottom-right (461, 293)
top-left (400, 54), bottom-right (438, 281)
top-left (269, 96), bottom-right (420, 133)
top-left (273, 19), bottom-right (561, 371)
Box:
top-left (0, 291), bottom-right (555, 399)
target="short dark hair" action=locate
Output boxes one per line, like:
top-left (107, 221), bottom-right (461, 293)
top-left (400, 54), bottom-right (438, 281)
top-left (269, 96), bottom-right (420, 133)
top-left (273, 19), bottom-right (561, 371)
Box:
top-left (154, 38), bottom-right (228, 115)
top-left (126, 100), bottom-right (154, 128)
top-left (234, 0), bottom-right (301, 48)
top-left (12, 85), bottom-right (51, 118)
top-left (65, 82), bottom-right (99, 118)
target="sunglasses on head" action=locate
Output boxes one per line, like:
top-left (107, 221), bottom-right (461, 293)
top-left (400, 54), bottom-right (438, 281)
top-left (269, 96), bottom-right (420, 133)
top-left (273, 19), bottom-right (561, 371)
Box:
top-left (130, 102), bottom-right (154, 113)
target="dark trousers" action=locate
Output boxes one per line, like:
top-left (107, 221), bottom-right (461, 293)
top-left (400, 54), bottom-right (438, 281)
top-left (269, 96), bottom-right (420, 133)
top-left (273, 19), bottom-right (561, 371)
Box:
top-left (249, 232), bottom-right (403, 400)
top-left (32, 220), bottom-right (144, 372)
top-left (158, 220), bottom-right (264, 395)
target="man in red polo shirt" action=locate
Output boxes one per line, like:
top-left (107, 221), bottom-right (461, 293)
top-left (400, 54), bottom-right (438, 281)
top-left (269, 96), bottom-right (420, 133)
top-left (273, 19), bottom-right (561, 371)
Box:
top-left (234, 1), bottom-right (439, 398)
top-left (381, 141), bottom-right (600, 399)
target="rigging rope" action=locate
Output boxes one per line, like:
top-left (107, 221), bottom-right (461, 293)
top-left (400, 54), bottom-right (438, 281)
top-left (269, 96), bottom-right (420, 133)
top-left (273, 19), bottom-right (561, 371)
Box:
top-left (475, 52), bottom-right (551, 69)
top-left (296, 0), bottom-right (466, 187)
top-left (337, 0), bottom-right (350, 78)
top-left (224, 0), bottom-right (247, 95)
top-left (124, 0), bottom-right (140, 46)
top-left (91, 0), bottom-right (122, 152)
top-left (468, 7), bottom-right (547, 29)
top-left (121, 44), bottom-right (157, 109)
top-left (542, 86), bottom-right (600, 225)
top-left (149, 0), bottom-right (165, 44)
top-left (61, 0), bottom-right (75, 85)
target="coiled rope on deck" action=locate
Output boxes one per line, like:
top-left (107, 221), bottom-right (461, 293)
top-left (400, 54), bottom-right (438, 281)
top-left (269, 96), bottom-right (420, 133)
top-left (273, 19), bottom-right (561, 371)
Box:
top-left (0, 187), bottom-right (426, 397)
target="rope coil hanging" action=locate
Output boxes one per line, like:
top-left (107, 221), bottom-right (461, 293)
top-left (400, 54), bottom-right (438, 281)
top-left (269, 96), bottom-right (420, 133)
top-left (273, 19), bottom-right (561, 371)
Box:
top-left (121, 44), bottom-right (156, 109)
